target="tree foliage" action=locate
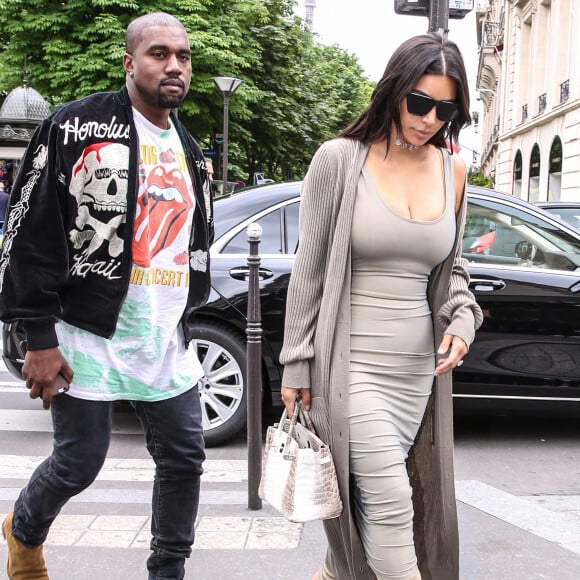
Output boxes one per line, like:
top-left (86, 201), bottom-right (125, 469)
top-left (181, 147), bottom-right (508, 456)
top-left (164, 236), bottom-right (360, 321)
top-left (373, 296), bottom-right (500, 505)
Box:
top-left (0, 0), bottom-right (373, 182)
top-left (467, 167), bottom-right (494, 188)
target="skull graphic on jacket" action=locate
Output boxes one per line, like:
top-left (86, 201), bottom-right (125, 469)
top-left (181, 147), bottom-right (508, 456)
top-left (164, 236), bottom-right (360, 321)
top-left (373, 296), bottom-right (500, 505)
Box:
top-left (69, 142), bottom-right (129, 258)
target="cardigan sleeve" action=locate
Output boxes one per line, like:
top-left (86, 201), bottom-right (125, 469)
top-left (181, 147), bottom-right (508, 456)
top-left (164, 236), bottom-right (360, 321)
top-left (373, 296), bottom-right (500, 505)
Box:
top-left (437, 177), bottom-right (484, 347)
top-left (279, 141), bottom-right (342, 389)
top-left (437, 252), bottom-right (483, 347)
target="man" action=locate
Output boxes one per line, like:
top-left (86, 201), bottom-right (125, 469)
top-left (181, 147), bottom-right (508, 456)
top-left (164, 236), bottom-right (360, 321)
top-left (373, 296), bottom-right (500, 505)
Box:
top-left (204, 157), bottom-right (214, 181)
top-left (0, 12), bottom-right (212, 580)
top-left (0, 180), bottom-right (8, 233)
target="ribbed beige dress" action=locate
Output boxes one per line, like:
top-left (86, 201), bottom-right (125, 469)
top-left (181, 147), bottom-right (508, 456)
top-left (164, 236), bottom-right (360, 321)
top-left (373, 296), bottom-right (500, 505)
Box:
top-left (348, 166), bottom-right (455, 579)
top-left (280, 138), bottom-right (483, 580)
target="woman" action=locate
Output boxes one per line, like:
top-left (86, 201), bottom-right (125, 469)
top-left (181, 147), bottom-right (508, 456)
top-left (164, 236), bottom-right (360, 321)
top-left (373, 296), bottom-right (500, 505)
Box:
top-left (279, 34), bottom-right (483, 580)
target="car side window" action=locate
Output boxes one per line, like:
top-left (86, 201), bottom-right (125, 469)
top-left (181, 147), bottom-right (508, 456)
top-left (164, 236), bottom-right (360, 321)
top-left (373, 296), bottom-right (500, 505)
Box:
top-left (223, 209), bottom-right (283, 254)
top-left (463, 198), bottom-right (580, 271)
top-left (285, 201), bottom-right (300, 254)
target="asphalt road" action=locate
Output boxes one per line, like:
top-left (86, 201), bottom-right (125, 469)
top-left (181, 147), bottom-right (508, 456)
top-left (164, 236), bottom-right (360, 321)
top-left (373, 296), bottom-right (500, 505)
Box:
top-left (1, 368), bottom-right (580, 579)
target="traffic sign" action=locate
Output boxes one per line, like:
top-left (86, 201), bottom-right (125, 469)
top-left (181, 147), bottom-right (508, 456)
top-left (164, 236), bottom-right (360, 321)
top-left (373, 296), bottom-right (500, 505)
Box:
top-left (394, 0), bottom-right (473, 19)
top-left (202, 148), bottom-right (218, 158)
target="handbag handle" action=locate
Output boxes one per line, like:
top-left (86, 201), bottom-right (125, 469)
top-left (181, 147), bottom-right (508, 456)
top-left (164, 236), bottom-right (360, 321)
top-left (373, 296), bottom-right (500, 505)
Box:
top-left (277, 396), bottom-right (317, 456)
top-left (297, 402), bottom-right (316, 433)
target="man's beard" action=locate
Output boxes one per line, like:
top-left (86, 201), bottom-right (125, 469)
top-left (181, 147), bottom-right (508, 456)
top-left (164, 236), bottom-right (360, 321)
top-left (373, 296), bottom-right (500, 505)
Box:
top-left (158, 91), bottom-right (185, 109)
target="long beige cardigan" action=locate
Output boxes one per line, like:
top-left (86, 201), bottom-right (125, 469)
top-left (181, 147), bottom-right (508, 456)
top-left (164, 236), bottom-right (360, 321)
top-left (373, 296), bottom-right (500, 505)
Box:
top-left (280, 138), bottom-right (483, 580)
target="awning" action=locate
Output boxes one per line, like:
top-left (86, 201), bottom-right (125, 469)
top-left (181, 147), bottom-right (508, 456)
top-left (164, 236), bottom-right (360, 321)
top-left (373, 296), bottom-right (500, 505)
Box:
top-left (0, 146), bottom-right (26, 160)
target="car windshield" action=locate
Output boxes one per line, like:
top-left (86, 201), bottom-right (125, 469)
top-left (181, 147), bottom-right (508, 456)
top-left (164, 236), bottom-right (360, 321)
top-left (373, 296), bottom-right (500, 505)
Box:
top-left (544, 207), bottom-right (580, 230)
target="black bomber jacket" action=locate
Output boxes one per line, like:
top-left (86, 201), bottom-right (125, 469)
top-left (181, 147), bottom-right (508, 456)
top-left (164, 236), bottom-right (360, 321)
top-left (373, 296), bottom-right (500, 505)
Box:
top-left (0, 86), bottom-right (213, 350)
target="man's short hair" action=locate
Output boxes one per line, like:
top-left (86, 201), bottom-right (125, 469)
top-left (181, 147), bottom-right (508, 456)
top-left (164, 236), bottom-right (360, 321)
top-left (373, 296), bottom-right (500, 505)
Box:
top-left (125, 12), bottom-right (186, 54)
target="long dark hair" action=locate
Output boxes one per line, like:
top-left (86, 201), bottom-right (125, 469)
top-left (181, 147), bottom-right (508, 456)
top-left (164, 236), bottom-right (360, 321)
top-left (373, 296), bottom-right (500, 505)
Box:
top-left (340, 33), bottom-right (470, 152)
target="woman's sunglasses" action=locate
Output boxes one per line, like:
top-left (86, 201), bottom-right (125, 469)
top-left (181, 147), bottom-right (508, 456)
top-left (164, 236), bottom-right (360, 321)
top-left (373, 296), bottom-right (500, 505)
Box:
top-left (406, 91), bottom-right (459, 122)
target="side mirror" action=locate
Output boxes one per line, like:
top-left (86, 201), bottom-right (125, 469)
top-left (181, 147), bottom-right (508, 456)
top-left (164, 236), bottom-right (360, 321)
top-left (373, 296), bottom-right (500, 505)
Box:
top-left (514, 240), bottom-right (537, 260)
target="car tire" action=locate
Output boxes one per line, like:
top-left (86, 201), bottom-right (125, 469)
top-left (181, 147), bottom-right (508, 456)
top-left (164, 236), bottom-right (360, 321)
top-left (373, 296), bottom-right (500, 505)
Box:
top-left (191, 321), bottom-right (248, 446)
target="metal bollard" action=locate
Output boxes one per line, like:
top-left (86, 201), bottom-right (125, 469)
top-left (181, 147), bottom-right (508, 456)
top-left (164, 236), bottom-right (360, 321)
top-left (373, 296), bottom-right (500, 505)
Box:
top-left (246, 223), bottom-right (263, 510)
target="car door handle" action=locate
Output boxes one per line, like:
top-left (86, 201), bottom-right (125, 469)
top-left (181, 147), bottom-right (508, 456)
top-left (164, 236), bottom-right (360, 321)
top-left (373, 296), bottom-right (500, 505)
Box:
top-left (229, 267), bottom-right (274, 281)
top-left (469, 278), bottom-right (506, 292)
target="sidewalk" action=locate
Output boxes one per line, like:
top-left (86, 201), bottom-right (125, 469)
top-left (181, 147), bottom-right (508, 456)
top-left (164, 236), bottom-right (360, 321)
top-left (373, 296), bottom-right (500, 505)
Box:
top-left (2, 411), bottom-right (580, 579)
top-left (0, 501), bottom-right (328, 580)
top-left (3, 492), bottom-right (580, 579)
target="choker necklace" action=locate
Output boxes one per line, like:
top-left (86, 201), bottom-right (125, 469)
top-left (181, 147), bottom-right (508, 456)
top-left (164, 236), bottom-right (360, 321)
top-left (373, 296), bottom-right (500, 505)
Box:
top-left (394, 137), bottom-right (420, 151)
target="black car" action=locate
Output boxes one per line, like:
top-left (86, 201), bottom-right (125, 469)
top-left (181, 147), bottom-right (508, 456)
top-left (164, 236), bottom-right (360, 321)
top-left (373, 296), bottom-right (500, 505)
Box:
top-left (535, 201), bottom-right (580, 231)
top-left (190, 182), bottom-right (580, 445)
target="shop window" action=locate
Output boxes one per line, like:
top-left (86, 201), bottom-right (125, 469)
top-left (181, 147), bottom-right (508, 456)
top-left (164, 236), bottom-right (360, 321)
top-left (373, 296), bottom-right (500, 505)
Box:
top-left (512, 150), bottom-right (522, 198)
top-left (528, 144), bottom-right (540, 202)
top-left (548, 137), bottom-right (562, 201)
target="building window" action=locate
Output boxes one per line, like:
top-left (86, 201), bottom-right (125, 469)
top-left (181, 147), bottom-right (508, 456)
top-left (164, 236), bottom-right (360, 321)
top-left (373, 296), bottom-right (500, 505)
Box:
top-left (538, 93), bottom-right (547, 115)
top-left (521, 104), bottom-right (528, 124)
top-left (513, 150), bottom-right (522, 198)
top-left (528, 144), bottom-right (541, 202)
top-left (548, 137), bottom-right (563, 201)
top-left (560, 80), bottom-right (570, 104)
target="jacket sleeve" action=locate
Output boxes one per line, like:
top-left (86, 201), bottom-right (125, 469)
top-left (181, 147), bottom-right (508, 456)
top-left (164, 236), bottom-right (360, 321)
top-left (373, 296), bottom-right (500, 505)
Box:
top-left (437, 181), bottom-right (484, 348)
top-left (188, 131), bottom-right (214, 246)
top-left (279, 142), bottom-right (340, 388)
top-left (0, 119), bottom-right (69, 350)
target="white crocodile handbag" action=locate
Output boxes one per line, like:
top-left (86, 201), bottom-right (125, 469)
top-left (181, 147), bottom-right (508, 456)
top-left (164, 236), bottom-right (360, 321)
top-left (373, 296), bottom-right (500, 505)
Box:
top-left (259, 401), bottom-right (343, 523)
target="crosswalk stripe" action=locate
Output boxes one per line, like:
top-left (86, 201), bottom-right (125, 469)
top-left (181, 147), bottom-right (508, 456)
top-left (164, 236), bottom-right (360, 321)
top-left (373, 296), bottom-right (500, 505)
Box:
top-left (0, 379), bottom-right (22, 387)
top-left (0, 487), bottom-right (248, 505)
top-left (0, 409), bottom-right (58, 432)
top-left (0, 455), bottom-right (248, 483)
top-left (455, 480), bottom-right (580, 556)
top-left (0, 408), bottom-right (143, 434)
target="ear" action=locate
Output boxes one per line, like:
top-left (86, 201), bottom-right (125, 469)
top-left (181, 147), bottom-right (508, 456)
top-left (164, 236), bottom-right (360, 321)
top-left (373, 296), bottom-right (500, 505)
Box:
top-left (123, 53), bottom-right (134, 77)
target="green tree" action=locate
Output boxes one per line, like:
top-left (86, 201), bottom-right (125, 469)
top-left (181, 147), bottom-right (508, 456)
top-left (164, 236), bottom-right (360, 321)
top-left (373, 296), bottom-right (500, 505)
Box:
top-left (467, 167), bottom-right (494, 188)
top-left (230, 2), bottom-right (373, 182)
top-left (0, 0), bottom-right (265, 129)
top-left (0, 0), bottom-right (373, 182)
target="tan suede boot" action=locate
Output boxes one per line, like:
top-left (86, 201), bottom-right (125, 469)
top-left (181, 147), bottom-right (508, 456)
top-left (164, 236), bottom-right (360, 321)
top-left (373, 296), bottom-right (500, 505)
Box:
top-left (2, 512), bottom-right (49, 580)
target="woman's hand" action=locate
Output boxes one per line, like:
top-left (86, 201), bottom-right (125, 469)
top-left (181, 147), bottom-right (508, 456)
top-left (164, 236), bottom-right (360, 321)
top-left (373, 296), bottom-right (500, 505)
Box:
top-left (281, 386), bottom-right (311, 416)
top-left (435, 333), bottom-right (468, 376)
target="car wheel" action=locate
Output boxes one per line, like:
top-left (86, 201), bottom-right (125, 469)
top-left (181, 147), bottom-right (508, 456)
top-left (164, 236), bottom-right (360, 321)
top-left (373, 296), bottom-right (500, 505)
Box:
top-left (191, 321), bottom-right (247, 446)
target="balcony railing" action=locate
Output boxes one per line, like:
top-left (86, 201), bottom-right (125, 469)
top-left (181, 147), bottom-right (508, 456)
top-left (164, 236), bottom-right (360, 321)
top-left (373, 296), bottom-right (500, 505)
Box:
top-left (482, 21), bottom-right (502, 47)
top-left (521, 104), bottom-right (528, 124)
top-left (538, 93), bottom-right (547, 115)
top-left (481, 116), bottom-right (500, 163)
top-left (560, 79), bottom-right (570, 104)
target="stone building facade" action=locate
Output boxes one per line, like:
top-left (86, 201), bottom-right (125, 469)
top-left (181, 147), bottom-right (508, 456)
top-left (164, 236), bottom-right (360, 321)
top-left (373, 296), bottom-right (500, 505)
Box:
top-left (476, 0), bottom-right (580, 201)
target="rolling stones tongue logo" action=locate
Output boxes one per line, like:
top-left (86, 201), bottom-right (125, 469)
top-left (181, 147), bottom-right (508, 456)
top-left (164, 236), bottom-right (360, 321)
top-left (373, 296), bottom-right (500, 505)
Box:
top-left (133, 166), bottom-right (193, 267)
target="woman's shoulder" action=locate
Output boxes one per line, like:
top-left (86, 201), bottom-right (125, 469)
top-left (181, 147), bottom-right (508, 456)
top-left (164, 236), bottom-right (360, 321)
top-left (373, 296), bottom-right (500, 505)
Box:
top-left (449, 151), bottom-right (467, 211)
top-left (439, 146), bottom-right (466, 170)
top-left (452, 153), bottom-right (467, 187)
top-left (437, 147), bottom-right (466, 183)
top-left (317, 137), bottom-right (360, 158)
top-left (309, 138), bottom-right (361, 174)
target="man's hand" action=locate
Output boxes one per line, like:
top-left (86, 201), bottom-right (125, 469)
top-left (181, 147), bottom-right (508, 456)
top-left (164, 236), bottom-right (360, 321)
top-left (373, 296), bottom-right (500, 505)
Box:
top-left (22, 348), bottom-right (74, 410)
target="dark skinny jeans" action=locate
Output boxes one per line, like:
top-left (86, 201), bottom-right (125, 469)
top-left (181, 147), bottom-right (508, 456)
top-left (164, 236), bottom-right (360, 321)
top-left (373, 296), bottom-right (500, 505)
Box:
top-left (11, 387), bottom-right (205, 580)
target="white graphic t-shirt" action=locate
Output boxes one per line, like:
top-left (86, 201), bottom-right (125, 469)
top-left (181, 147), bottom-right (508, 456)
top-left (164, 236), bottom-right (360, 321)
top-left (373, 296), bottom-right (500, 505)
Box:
top-left (57, 108), bottom-right (203, 401)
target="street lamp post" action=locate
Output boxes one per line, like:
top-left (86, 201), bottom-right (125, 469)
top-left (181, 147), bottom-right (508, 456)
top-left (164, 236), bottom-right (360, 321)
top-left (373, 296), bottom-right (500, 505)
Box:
top-left (211, 76), bottom-right (243, 196)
